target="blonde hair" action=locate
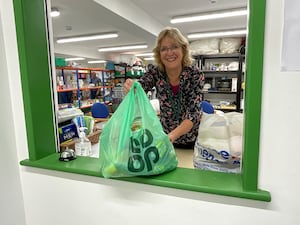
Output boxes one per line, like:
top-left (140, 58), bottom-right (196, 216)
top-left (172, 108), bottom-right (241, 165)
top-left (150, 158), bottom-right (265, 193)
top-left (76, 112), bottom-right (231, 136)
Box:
top-left (153, 27), bottom-right (193, 71)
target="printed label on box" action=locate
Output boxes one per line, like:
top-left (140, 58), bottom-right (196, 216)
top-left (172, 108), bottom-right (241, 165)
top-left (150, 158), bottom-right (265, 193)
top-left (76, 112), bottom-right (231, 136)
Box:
top-left (59, 123), bottom-right (78, 143)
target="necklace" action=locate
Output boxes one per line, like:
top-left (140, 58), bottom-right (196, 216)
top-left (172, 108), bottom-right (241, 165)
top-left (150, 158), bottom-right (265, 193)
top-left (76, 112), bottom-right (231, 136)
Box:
top-left (166, 75), bottom-right (181, 121)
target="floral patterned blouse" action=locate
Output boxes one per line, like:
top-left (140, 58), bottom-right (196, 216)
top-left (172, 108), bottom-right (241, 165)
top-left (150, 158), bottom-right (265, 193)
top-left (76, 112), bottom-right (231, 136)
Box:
top-left (138, 65), bottom-right (202, 145)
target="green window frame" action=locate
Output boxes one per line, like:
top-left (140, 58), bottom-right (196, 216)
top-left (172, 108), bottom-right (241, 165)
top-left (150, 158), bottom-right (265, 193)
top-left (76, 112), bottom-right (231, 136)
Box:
top-left (14, 0), bottom-right (271, 201)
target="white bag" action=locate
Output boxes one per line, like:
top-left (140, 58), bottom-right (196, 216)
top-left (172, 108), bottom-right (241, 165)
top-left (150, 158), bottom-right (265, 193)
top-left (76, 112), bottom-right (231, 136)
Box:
top-left (219, 37), bottom-right (242, 54)
top-left (190, 38), bottom-right (220, 55)
top-left (193, 112), bottom-right (243, 173)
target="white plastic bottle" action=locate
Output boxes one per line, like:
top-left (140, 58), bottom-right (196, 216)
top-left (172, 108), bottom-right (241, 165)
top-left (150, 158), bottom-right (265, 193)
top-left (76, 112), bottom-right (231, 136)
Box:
top-left (75, 127), bottom-right (92, 156)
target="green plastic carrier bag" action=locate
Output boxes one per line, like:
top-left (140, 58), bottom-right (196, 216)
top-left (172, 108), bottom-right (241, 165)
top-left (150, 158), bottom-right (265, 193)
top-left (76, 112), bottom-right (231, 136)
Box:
top-left (99, 81), bottom-right (178, 178)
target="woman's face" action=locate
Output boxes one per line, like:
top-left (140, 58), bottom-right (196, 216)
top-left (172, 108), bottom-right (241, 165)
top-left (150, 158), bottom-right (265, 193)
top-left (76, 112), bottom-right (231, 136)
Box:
top-left (159, 36), bottom-right (183, 71)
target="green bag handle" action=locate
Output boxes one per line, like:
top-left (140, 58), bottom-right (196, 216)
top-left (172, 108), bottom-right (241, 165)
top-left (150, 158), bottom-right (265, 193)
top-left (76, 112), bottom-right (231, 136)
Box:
top-left (127, 80), bottom-right (157, 121)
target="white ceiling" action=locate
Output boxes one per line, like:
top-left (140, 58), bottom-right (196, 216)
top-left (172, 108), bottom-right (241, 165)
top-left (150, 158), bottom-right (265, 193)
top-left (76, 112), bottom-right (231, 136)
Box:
top-left (50, 0), bottom-right (248, 65)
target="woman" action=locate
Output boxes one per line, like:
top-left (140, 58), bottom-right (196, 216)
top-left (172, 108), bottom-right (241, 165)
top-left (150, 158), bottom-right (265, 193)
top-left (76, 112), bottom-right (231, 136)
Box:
top-left (90, 72), bottom-right (101, 99)
top-left (124, 27), bottom-right (202, 148)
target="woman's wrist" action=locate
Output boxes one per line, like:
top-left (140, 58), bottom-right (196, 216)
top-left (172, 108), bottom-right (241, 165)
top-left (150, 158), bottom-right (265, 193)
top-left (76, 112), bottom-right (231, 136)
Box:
top-left (168, 133), bottom-right (176, 143)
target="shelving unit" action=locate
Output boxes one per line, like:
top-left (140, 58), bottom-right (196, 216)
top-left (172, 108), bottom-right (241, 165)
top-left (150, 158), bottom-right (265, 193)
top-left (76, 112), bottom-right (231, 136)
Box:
top-left (114, 63), bottom-right (144, 80)
top-left (194, 53), bottom-right (245, 112)
top-left (56, 66), bottom-right (114, 110)
top-left (110, 63), bottom-right (144, 112)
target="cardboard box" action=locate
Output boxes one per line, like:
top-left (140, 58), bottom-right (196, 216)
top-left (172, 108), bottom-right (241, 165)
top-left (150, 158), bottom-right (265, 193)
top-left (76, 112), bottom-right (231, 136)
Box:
top-left (58, 123), bottom-right (78, 143)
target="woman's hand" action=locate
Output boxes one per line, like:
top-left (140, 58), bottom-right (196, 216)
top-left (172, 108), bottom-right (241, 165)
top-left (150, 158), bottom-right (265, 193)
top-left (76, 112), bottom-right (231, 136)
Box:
top-left (168, 119), bottom-right (193, 143)
top-left (123, 78), bottom-right (134, 95)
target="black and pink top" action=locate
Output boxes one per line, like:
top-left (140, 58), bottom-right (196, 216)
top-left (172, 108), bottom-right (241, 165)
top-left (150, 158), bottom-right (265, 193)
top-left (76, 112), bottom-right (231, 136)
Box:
top-left (138, 65), bottom-right (202, 146)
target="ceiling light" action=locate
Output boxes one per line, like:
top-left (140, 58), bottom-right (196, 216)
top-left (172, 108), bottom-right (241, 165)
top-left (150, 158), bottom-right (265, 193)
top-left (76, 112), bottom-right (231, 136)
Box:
top-left (51, 8), bottom-right (60, 17)
top-left (65, 57), bottom-right (85, 61)
top-left (88, 60), bottom-right (107, 64)
top-left (135, 53), bottom-right (154, 57)
top-left (188, 29), bottom-right (247, 39)
top-left (57, 33), bottom-right (118, 44)
top-left (98, 44), bottom-right (148, 52)
top-left (144, 57), bottom-right (154, 61)
top-left (171, 8), bottom-right (247, 24)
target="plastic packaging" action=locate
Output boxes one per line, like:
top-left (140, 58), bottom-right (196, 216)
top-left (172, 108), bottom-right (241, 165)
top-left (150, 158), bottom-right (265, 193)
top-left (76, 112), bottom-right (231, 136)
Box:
top-left (189, 38), bottom-right (220, 55)
top-left (75, 127), bottom-right (92, 156)
top-left (193, 112), bottom-right (243, 173)
top-left (219, 37), bottom-right (242, 54)
top-left (100, 81), bottom-right (178, 178)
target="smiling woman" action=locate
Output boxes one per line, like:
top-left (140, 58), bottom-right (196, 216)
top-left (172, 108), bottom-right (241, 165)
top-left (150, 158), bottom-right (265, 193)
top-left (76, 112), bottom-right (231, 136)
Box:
top-left (13, 0), bottom-right (271, 201)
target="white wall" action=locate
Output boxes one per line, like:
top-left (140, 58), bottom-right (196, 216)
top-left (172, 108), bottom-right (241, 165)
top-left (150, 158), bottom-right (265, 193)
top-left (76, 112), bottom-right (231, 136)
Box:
top-left (1, 0), bottom-right (300, 225)
top-left (0, 1), bottom-right (26, 225)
